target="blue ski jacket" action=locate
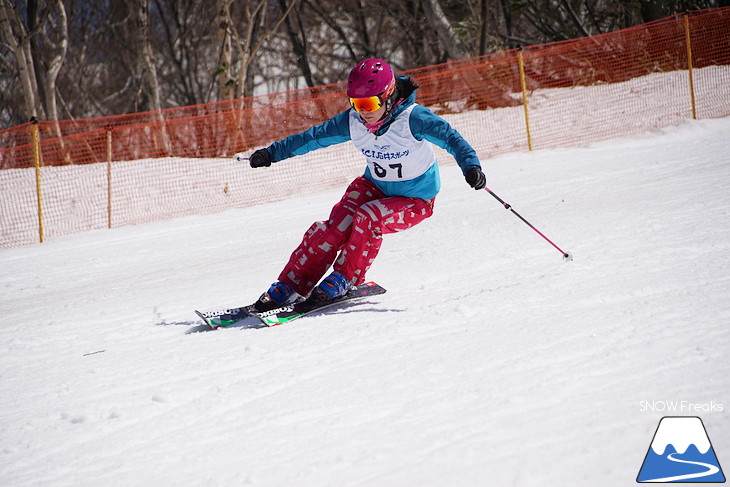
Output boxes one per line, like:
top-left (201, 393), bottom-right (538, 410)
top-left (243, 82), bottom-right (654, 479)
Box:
top-left (267, 76), bottom-right (481, 200)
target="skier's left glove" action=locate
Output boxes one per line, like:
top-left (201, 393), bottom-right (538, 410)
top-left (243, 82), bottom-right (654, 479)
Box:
top-left (249, 148), bottom-right (272, 168)
top-left (465, 166), bottom-right (486, 190)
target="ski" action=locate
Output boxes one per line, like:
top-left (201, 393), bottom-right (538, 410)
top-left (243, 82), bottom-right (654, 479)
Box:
top-left (195, 307), bottom-right (260, 330)
top-left (195, 282), bottom-right (386, 329)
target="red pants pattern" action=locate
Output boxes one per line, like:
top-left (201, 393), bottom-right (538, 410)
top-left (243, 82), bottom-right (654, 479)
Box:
top-left (278, 176), bottom-right (434, 296)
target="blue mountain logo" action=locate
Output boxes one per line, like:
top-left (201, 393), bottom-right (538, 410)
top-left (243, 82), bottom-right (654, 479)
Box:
top-left (637, 416), bottom-right (725, 483)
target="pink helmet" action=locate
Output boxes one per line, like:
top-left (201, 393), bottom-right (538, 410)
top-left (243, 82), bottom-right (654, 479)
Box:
top-left (347, 58), bottom-right (396, 98)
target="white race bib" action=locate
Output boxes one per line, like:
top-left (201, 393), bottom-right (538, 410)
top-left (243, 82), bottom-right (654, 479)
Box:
top-left (349, 104), bottom-right (435, 182)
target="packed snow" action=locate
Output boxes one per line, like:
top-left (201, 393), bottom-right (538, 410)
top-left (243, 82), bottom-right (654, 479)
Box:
top-left (1, 117), bottom-right (729, 486)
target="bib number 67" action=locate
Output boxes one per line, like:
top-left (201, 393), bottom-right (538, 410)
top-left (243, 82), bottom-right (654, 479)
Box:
top-left (373, 161), bottom-right (403, 179)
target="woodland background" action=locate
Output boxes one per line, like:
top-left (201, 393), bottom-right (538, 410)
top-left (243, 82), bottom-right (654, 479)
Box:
top-left (1, 0), bottom-right (727, 129)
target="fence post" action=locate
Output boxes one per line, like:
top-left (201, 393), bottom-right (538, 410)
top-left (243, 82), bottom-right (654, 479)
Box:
top-left (517, 48), bottom-right (533, 151)
top-left (30, 117), bottom-right (45, 243)
top-left (107, 128), bottom-right (113, 229)
top-left (683, 13), bottom-right (697, 120)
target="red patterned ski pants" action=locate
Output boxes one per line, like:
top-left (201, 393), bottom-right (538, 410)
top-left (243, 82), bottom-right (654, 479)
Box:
top-left (278, 176), bottom-right (434, 295)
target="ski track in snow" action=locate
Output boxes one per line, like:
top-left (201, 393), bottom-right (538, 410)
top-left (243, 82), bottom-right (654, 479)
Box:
top-left (1, 118), bottom-right (729, 486)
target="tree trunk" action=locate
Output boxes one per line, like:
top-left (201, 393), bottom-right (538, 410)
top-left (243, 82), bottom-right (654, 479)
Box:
top-left (499, 0), bottom-right (515, 48)
top-left (133, 0), bottom-right (168, 155)
top-left (217, 0), bottom-right (234, 101)
top-left (229, 0), bottom-right (298, 99)
top-left (134, 0), bottom-right (162, 113)
top-left (421, 0), bottom-right (471, 60)
top-left (278, 0), bottom-right (315, 88)
top-left (0, 0), bottom-right (43, 120)
top-left (41, 0), bottom-right (68, 123)
top-left (479, 0), bottom-right (489, 55)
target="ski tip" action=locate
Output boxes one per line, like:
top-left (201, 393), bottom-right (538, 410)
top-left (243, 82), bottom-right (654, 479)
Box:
top-left (194, 310), bottom-right (217, 329)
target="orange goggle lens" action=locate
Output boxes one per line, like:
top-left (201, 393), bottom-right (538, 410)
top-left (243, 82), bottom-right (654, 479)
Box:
top-left (349, 95), bottom-right (382, 113)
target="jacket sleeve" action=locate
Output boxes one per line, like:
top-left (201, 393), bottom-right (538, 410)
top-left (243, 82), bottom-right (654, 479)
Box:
top-left (267, 110), bottom-right (352, 162)
top-left (409, 105), bottom-right (481, 175)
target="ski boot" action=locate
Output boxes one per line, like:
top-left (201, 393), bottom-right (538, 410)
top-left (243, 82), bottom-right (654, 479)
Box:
top-left (312, 271), bottom-right (351, 303)
top-left (253, 281), bottom-right (301, 312)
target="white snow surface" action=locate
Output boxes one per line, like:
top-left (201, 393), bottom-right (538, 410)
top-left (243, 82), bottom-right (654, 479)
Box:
top-left (1, 117), bottom-right (729, 486)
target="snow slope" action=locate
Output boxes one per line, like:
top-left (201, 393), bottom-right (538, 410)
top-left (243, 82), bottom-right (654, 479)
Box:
top-left (1, 117), bottom-right (729, 486)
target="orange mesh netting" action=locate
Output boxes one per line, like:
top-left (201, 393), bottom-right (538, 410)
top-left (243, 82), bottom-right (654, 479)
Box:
top-left (1, 8), bottom-right (729, 247)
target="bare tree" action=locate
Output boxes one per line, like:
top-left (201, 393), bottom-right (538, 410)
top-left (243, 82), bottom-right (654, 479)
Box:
top-left (277, 0), bottom-right (315, 87)
top-left (0, 0), bottom-right (66, 122)
top-left (2, 0), bottom-right (728, 129)
top-left (133, 0), bottom-right (162, 113)
top-left (0, 0), bottom-right (42, 121)
top-left (422, 0), bottom-right (471, 59)
top-left (217, 0), bottom-right (235, 101)
top-left (35, 0), bottom-right (67, 123)
top-left (244, 0), bottom-right (298, 98)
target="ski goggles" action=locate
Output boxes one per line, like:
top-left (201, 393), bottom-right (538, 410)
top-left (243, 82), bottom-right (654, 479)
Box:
top-left (349, 78), bottom-right (396, 113)
top-left (349, 95), bottom-right (385, 113)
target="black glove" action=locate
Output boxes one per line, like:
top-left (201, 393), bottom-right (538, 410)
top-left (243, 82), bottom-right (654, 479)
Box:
top-left (249, 148), bottom-right (272, 168)
top-left (465, 166), bottom-right (486, 190)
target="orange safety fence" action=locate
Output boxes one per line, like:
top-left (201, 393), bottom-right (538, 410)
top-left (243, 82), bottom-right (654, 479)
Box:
top-left (1, 8), bottom-right (729, 248)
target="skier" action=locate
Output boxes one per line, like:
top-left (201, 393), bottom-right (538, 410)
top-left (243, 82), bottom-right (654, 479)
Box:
top-left (240, 58), bottom-right (486, 312)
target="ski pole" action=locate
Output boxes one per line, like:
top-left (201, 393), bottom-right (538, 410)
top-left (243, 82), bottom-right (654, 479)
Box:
top-left (485, 187), bottom-right (573, 261)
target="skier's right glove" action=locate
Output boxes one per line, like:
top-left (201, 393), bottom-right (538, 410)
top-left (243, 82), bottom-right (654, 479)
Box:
top-left (249, 148), bottom-right (272, 168)
top-left (465, 166), bottom-right (486, 190)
